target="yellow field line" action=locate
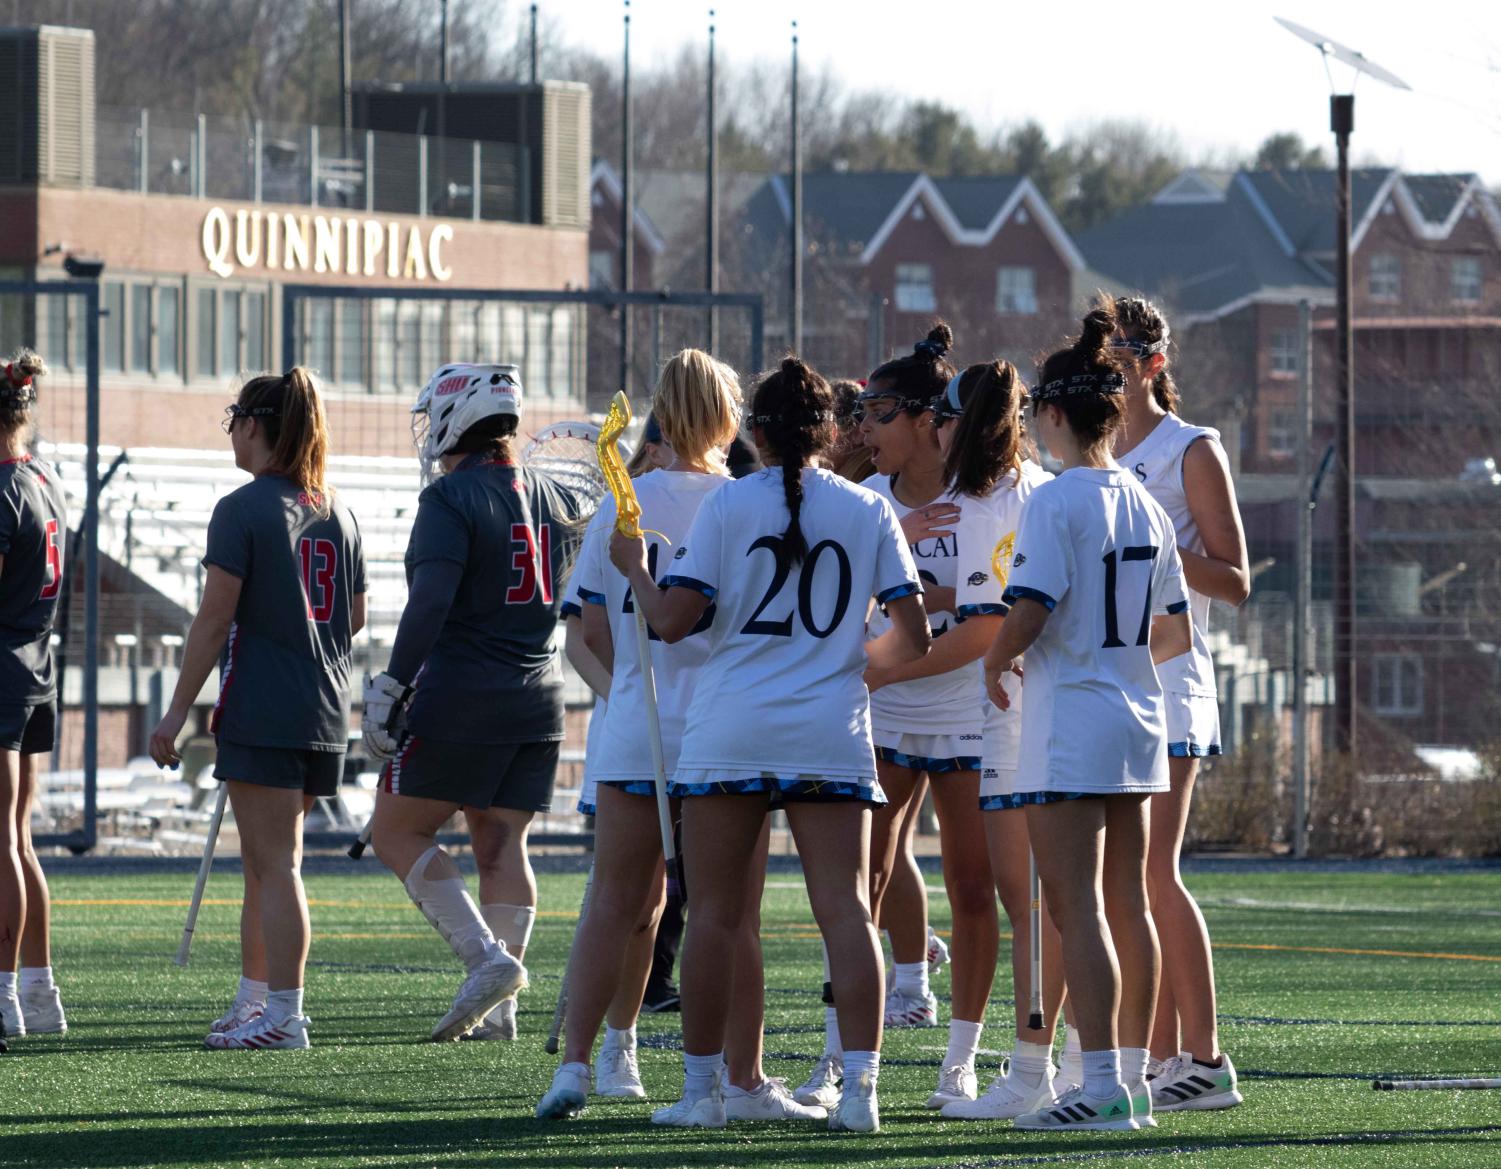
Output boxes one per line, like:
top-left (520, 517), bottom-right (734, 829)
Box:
top-left (1215, 941), bottom-right (1501, 963)
top-left (52, 898), bottom-right (575, 916)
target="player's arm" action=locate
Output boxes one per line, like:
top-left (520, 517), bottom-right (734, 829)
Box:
top-left (1179, 438), bottom-right (1250, 605)
top-left (148, 565), bottom-right (242, 767)
top-left (867, 612), bottom-right (993, 689)
top-left (576, 603), bottom-right (615, 688)
top-left (351, 590), bottom-right (367, 636)
top-left (982, 598), bottom-right (1048, 712)
top-left (608, 529), bottom-right (709, 645)
top-left (384, 559), bottom-right (461, 685)
top-left (1150, 610), bottom-right (1193, 665)
top-left (881, 593), bottom-right (932, 665)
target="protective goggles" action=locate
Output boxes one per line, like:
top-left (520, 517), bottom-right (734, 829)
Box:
top-left (222, 402), bottom-right (279, 433)
top-left (928, 373), bottom-right (965, 425)
top-left (1109, 333), bottom-right (1169, 359)
top-left (852, 391), bottom-right (924, 425)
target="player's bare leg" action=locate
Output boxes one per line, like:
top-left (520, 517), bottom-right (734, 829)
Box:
top-left (465, 807), bottom-right (538, 1040)
top-left (13, 752), bottom-right (64, 1034)
top-left (606, 862), bottom-right (664, 1031)
top-left (879, 775), bottom-right (929, 968)
top-left (868, 762), bottom-right (932, 1026)
top-left (1102, 794), bottom-right (1160, 1124)
top-left (0, 749), bottom-right (28, 1036)
top-left (927, 769), bottom-right (999, 1105)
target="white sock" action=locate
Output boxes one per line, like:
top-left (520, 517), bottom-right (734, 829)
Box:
top-left (603, 1024), bottom-right (636, 1052)
top-left (0, 971), bottom-right (16, 993)
top-left (683, 1051), bottom-right (724, 1103)
top-left (1120, 1045), bottom-right (1150, 1086)
top-left (944, 1018), bottom-right (983, 1069)
top-left (823, 1006), bottom-right (842, 1058)
top-left (1082, 1048), bottom-right (1122, 1098)
top-left (1011, 1038), bottom-right (1053, 1083)
top-left (265, 987), bottom-right (304, 1023)
top-left (404, 847), bottom-right (496, 971)
top-left (1062, 1024), bottom-right (1081, 1057)
top-left (892, 961), bottom-right (929, 998)
top-left (236, 976), bottom-right (268, 1005)
top-left (843, 1049), bottom-right (880, 1084)
top-left (19, 966), bottom-right (54, 990)
top-left (481, 902), bottom-right (536, 958)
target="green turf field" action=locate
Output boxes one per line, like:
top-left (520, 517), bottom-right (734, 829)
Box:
top-left (4, 863), bottom-right (1500, 1167)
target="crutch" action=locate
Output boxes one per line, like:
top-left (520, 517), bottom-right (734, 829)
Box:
top-left (174, 783), bottom-right (229, 966)
top-left (1027, 850), bottom-right (1044, 1032)
top-left (545, 861), bottom-right (595, 1054)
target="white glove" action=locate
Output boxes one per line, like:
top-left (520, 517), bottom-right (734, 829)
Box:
top-left (362, 671), bottom-right (412, 761)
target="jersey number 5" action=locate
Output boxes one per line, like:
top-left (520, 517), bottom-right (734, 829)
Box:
top-left (39, 518), bottom-right (62, 601)
top-left (1101, 545), bottom-right (1157, 648)
top-left (298, 537), bottom-right (338, 623)
top-left (506, 522), bottom-right (554, 605)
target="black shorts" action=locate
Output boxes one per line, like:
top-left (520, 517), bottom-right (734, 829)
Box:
top-left (380, 736), bottom-right (559, 813)
top-left (214, 740), bottom-right (343, 798)
top-left (0, 700), bottom-right (56, 755)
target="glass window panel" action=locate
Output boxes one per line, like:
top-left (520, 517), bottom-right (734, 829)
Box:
top-left (219, 291), bottom-right (241, 376)
top-left (477, 303), bottom-right (502, 362)
top-left (103, 282), bottom-right (125, 372)
top-left (373, 300), bottom-right (396, 392)
top-left (244, 292), bottom-right (265, 372)
top-left (337, 300), bottom-right (366, 390)
top-left (550, 306), bottom-right (573, 399)
top-left (995, 267), bottom-right (1037, 314)
top-left (501, 305), bottom-right (525, 365)
top-left (158, 286), bottom-right (180, 375)
top-left (196, 287), bottom-right (216, 378)
top-left (397, 301), bottom-right (421, 389)
top-left (130, 284), bottom-right (152, 371)
top-left (307, 298), bottom-right (335, 381)
top-left (894, 263), bottom-right (935, 313)
top-left (45, 290), bottom-right (68, 370)
top-left (451, 301), bottom-right (477, 363)
top-left (524, 308), bottom-right (548, 394)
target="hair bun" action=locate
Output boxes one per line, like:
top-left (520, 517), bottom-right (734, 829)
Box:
top-left (780, 355), bottom-right (804, 379)
top-left (913, 322), bottom-right (953, 362)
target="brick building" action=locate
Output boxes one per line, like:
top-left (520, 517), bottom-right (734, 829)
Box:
top-left (1078, 167), bottom-right (1501, 747)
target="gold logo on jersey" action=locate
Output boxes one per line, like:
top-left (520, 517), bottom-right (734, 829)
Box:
top-left (992, 532), bottom-right (1016, 591)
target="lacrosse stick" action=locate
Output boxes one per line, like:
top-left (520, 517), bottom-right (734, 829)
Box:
top-left (545, 861), bottom-right (596, 1054)
top-left (174, 783), bottom-right (229, 966)
top-left (1027, 850), bottom-right (1044, 1032)
top-left (1374, 1077), bottom-right (1501, 1091)
top-left (597, 393), bottom-right (682, 898)
top-left (348, 815), bottom-right (374, 859)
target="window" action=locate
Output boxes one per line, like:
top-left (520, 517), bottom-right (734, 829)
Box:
top-left (1267, 409), bottom-right (1297, 458)
top-left (1368, 254), bottom-right (1401, 301)
top-left (306, 298), bottom-right (335, 381)
top-left (525, 307), bottom-right (549, 396)
top-left (244, 292), bottom-right (265, 372)
top-left (130, 285), bottom-right (152, 372)
top-left (397, 301), bottom-right (421, 388)
top-left (589, 250), bottom-right (615, 290)
top-left (1452, 256), bottom-right (1483, 304)
top-left (102, 282), bottom-right (125, 372)
top-left (44, 291), bottom-right (71, 370)
top-left (996, 266), bottom-right (1037, 315)
top-left (550, 306), bottom-right (573, 398)
top-left (196, 288), bottom-right (216, 378)
top-left (158, 287), bottom-right (180, 375)
top-left (1371, 653), bottom-right (1423, 716)
top-left (219, 291), bottom-right (242, 376)
top-left (894, 263), bottom-right (935, 313)
top-left (337, 300), bottom-right (365, 389)
top-left (1269, 328), bottom-right (1300, 376)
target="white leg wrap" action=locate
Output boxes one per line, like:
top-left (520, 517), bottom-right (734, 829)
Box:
top-left (481, 903), bottom-right (536, 954)
top-left (404, 846), bottom-right (495, 969)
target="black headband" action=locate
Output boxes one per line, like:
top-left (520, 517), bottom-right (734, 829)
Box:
top-left (750, 410), bottom-right (834, 425)
top-left (1033, 370), bottom-right (1126, 401)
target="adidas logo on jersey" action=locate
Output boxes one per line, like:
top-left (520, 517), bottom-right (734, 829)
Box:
top-left (967, 571), bottom-right (988, 586)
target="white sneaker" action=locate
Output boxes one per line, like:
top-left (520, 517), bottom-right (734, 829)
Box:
top-left (1151, 1050), bottom-right (1243, 1112)
top-left (724, 1077), bottom-right (827, 1121)
top-left (463, 996), bottom-right (517, 1041)
top-left (210, 998), bottom-right (264, 1035)
top-left (793, 1053), bottom-right (843, 1109)
top-left (943, 1062), bottom-right (1057, 1120)
top-left (884, 987), bottom-right (938, 1028)
top-left (431, 945), bottom-right (527, 1042)
top-left (927, 929), bottom-right (950, 976)
top-left (536, 1062), bottom-right (592, 1119)
top-left (1014, 1082), bottom-right (1135, 1131)
top-left (1146, 1055), bottom-right (1169, 1081)
top-left (595, 1043), bottom-right (646, 1098)
top-left (925, 1063), bottom-right (977, 1109)
top-left (20, 982), bottom-right (67, 1035)
top-left (651, 1075), bottom-right (727, 1129)
top-left (204, 1012), bottom-right (311, 1050)
top-left (1056, 1051), bottom-right (1083, 1097)
top-left (1127, 1078), bottom-right (1157, 1128)
top-left (0, 990), bottom-right (25, 1039)
top-left (828, 1070), bottom-right (880, 1132)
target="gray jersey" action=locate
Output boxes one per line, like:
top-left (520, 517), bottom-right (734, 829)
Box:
top-left (204, 475), bottom-right (367, 751)
top-left (0, 456), bottom-right (67, 704)
top-left (403, 458), bottom-right (585, 745)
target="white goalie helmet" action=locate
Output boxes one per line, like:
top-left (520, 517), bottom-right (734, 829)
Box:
top-left (411, 363), bottom-right (523, 482)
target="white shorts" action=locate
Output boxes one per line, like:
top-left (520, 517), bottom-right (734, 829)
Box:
top-left (979, 764), bottom-right (1020, 810)
top-left (872, 729), bottom-right (982, 774)
top-left (1165, 692), bottom-right (1222, 759)
top-left (670, 768), bottom-right (885, 805)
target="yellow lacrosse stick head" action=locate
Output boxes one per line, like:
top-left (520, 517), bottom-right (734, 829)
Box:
top-left (992, 531), bottom-right (1016, 593)
top-left (598, 391), bottom-right (643, 538)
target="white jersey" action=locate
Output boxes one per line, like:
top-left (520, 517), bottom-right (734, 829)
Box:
top-left (560, 550), bottom-right (607, 811)
top-left (1004, 466), bottom-right (1189, 795)
top-left (573, 471), bottom-right (727, 782)
top-left (862, 474), bottom-right (976, 735)
top-left (1117, 413), bottom-right (1219, 697)
top-left (953, 460), bottom-right (1052, 776)
top-left (665, 467), bottom-right (920, 779)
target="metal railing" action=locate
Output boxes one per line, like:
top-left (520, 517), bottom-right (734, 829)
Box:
top-left (96, 106), bottom-right (530, 222)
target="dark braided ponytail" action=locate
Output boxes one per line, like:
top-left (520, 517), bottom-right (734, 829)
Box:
top-left (866, 322), bottom-right (956, 408)
top-left (750, 356), bottom-right (837, 565)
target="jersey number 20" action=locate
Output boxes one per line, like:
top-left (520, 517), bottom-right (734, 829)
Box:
top-left (1101, 545), bottom-right (1157, 649)
top-left (741, 536), bottom-right (852, 638)
top-left (299, 537), bottom-right (338, 623)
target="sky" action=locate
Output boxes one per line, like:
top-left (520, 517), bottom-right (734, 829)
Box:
top-left (549, 0), bottom-right (1501, 182)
